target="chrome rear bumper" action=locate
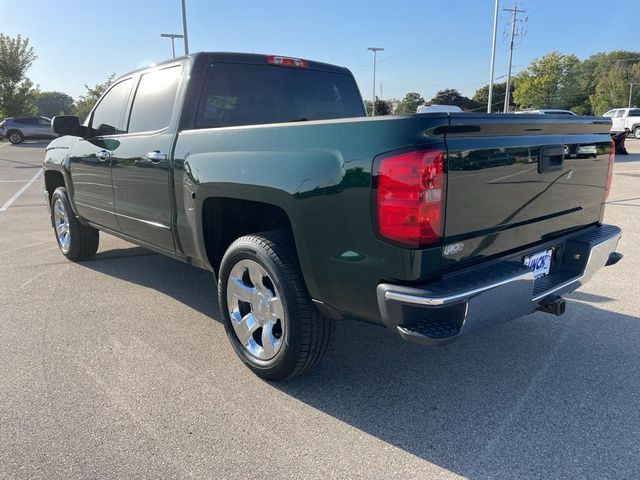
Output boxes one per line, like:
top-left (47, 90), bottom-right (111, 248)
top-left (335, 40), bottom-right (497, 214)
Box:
top-left (377, 224), bottom-right (622, 345)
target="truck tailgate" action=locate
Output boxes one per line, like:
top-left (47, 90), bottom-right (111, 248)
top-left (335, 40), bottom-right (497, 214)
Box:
top-left (442, 114), bottom-right (612, 269)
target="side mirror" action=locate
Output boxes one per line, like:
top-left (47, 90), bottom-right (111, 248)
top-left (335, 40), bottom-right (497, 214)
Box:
top-left (52, 115), bottom-right (81, 136)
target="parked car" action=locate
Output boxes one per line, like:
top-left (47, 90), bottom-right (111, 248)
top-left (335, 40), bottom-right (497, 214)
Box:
top-left (43, 52), bottom-right (622, 381)
top-left (604, 108), bottom-right (640, 138)
top-left (417, 104), bottom-right (462, 113)
top-left (515, 109), bottom-right (577, 115)
top-left (0, 116), bottom-right (58, 144)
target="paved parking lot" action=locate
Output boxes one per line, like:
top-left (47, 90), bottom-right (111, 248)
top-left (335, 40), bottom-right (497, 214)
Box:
top-left (1, 139), bottom-right (639, 479)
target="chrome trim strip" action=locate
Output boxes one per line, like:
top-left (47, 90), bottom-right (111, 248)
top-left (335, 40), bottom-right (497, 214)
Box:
top-left (115, 211), bottom-right (171, 229)
top-left (384, 270), bottom-right (534, 306)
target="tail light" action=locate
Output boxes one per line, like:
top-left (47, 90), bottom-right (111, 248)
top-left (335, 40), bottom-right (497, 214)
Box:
top-left (0, 120), bottom-right (5, 128)
top-left (375, 147), bottom-right (446, 247)
top-left (266, 55), bottom-right (309, 68)
top-left (605, 139), bottom-right (615, 200)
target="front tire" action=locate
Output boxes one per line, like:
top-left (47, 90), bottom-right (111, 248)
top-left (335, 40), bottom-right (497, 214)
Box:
top-left (7, 131), bottom-right (24, 144)
top-left (51, 187), bottom-right (99, 261)
top-left (218, 232), bottom-right (332, 381)
top-left (634, 127), bottom-right (640, 140)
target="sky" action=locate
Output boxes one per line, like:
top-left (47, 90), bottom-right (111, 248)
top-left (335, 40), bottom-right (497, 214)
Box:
top-left (1, 0), bottom-right (637, 104)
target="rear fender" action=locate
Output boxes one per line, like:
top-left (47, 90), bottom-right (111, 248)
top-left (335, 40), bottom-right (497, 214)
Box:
top-left (183, 149), bottom-right (344, 297)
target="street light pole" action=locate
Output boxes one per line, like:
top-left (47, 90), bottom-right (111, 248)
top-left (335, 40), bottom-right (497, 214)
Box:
top-left (181, 0), bottom-right (189, 54)
top-left (487, 0), bottom-right (499, 113)
top-left (629, 83), bottom-right (634, 108)
top-left (160, 33), bottom-right (184, 58)
top-left (367, 47), bottom-right (384, 116)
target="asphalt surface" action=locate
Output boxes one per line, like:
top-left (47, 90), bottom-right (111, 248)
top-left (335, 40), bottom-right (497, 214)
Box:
top-left (1, 139), bottom-right (639, 479)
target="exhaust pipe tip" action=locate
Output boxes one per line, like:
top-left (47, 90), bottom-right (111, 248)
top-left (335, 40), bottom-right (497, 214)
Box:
top-left (537, 295), bottom-right (566, 316)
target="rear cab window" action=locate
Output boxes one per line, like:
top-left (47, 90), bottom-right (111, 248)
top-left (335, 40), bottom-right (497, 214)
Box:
top-left (195, 62), bottom-right (365, 128)
top-left (628, 109), bottom-right (640, 117)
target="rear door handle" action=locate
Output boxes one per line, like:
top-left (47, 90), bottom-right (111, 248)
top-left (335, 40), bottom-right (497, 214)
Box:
top-left (538, 145), bottom-right (564, 173)
top-left (145, 151), bottom-right (168, 163)
top-left (96, 150), bottom-right (111, 161)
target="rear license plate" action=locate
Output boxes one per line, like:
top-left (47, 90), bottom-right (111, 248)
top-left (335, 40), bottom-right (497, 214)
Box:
top-left (524, 249), bottom-right (553, 280)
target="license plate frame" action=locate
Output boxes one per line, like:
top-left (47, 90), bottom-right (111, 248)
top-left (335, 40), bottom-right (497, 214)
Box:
top-left (524, 248), bottom-right (553, 280)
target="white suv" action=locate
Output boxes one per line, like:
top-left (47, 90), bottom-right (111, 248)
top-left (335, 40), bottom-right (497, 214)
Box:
top-left (603, 108), bottom-right (640, 139)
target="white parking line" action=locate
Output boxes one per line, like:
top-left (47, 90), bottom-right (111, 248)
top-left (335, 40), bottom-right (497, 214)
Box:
top-left (0, 169), bottom-right (43, 212)
top-left (0, 179), bottom-right (40, 183)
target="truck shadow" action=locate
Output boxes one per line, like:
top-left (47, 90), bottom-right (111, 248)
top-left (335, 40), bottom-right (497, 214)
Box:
top-left (81, 247), bottom-right (640, 479)
top-left (84, 246), bottom-right (219, 318)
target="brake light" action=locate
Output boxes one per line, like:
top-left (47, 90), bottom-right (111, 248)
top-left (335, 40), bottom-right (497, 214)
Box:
top-left (376, 148), bottom-right (446, 247)
top-left (605, 139), bottom-right (615, 200)
top-left (266, 55), bottom-right (309, 68)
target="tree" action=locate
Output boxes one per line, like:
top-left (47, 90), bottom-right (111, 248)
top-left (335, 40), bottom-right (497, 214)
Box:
top-left (374, 97), bottom-right (391, 115)
top-left (573, 51), bottom-right (640, 114)
top-left (0, 34), bottom-right (38, 117)
top-left (590, 61), bottom-right (640, 114)
top-left (36, 91), bottom-right (75, 117)
top-left (427, 88), bottom-right (479, 111)
top-left (395, 92), bottom-right (425, 114)
top-left (75, 74), bottom-right (115, 122)
top-left (472, 82), bottom-right (514, 112)
top-left (512, 51), bottom-right (580, 110)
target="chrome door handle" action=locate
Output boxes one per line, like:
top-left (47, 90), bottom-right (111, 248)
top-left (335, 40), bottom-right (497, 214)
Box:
top-left (145, 151), bottom-right (168, 163)
top-left (96, 150), bottom-right (111, 161)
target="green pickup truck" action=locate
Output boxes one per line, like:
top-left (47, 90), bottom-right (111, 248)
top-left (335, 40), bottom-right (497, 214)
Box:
top-left (44, 52), bottom-right (622, 380)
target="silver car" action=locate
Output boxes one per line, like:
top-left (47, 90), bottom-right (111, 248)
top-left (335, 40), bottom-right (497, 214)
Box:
top-left (0, 116), bottom-right (59, 144)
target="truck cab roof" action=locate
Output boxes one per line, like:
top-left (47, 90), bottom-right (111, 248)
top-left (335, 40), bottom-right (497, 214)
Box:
top-left (115, 52), bottom-right (352, 83)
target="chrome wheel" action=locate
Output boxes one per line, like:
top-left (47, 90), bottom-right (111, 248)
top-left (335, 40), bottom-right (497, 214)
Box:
top-left (226, 259), bottom-right (285, 361)
top-left (53, 198), bottom-right (71, 252)
top-left (634, 128), bottom-right (640, 140)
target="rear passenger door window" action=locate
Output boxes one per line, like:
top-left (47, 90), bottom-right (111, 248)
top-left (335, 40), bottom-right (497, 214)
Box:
top-left (127, 66), bottom-right (182, 133)
top-left (90, 79), bottom-right (133, 136)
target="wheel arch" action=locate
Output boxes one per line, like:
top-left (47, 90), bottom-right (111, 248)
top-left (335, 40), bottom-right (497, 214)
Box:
top-left (201, 197), bottom-right (297, 277)
top-left (44, 169), bottom-right (66, 205)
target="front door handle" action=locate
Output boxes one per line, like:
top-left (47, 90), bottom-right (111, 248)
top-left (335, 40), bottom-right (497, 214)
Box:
top-left (96, 150), bottom-right (111, 161)
top-left (145, 151), bottom-right (168, 163)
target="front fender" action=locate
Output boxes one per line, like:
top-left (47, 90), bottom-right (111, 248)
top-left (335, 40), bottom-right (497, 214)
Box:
top-left (43, 136), bottom-right (81, 217)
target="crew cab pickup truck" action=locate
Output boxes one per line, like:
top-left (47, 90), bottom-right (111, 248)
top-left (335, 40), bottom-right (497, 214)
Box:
top-left (44, 52), bottom-right (622, 380)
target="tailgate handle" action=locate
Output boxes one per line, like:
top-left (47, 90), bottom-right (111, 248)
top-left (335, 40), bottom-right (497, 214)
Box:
top-left (538, 145), bottom-right (564, 173)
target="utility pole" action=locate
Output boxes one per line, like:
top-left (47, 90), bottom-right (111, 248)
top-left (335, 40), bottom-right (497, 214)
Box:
top-left (181, 0), bottom-right (189, 54)
top-left (487, 0), bottom-right (500, 113)
top-left (629, 83), bottom-right (634, 108)
top-left (367, 47), bottom-right (384, 116)
top-left (160, 33), bottom-right (184, 58)
top-left (503, 4), bottom-right (526, 113)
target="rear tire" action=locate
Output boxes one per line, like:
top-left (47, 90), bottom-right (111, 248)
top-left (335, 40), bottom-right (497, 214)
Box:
top-left (7, 131), bottom-right (24, 144)
top-left (51, 187), bottom-right (99, 261)
top-left (218, 231), bottom-right (332, 381)
top-left (634, 127), bottom-right (640, 140)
